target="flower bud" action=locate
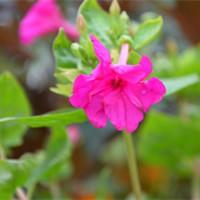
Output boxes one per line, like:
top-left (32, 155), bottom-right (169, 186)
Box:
top-left (109, 0), bottom-right (120, 15)
top-left (76, 15), bottom-right (87, 34)
top-left (71, 43), bottom-right (82, 58)
top-left (120, 11), bottom-right (129, 21)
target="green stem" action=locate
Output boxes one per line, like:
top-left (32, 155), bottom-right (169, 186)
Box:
top-left (192, 176), bottom-right (200, 200)
top-left (0, 146), bottom-right (5, 160)
top-left (192, 160), bottom-right (200, 200)
top-left (27, 184), bottom-right (35, 200)
top-left (123, 132), bottom-right (142, 200)
top-left (49, 182), bottom-right (61, 200)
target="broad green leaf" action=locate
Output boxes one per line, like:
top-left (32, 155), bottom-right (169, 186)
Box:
top-left (154, 46), bottom-right (200, 98)
top-left (79, 0), bottom-right (128, 47)
top-left (0, 72), bottom-right (31, 149)
top-left (0, 155), bottom-right (38, 200)
top-left (0, 74), bottom-right (198, 129)
top-left (177, 45), bottom-right (200, 76)
top-left (162, 74), bottom-right (199, 96)
top-left (27, 126), bottom-right (72, 186)
top-left (0, 73), bottom-right (198, 130)
top-left (53, 30), bottom-right (82, 96)
top-left (0, 109), bottom-right (87, 128)
top-left (132, 16), bottom-right (163, 50)
top-left (53, 29), bottom-right (77, 69)
top-left (79, 0), bottom-right (112, 46)
top-left (138, 111), bottom-right (200, 175)
top-left (173, 46), bottom-right (200, 97)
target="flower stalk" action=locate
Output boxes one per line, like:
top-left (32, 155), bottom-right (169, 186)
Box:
top-left (192, 159), bottom-right (200, 200)
top-left (119, 44), bottom-right (142, 199)
top-left (0, 146), bottom-right (5, 160)
top-left (123, 132), bottom-right (142, 200)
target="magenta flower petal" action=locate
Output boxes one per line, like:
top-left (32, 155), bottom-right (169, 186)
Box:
top-left (132, 77), bottom-right (166, 112)
top-left (84, 94), bottom-right (107, 128)
top-left (104, 90), bottom-right (144, 132)
top-left (69, 35), bottom-right (166, 133)
top-left (139, 55), bottom-right (153, 75)
top-left (112, 64), bottom-right (146, 84)
top-left (112, 55), bottom-right (152, 84)
top-left (69, 75), bottom-right (92, 108)
top-left (19, 0), bottom-right (79, 45)
top-left (122, 93), bottom-right (144, 132)
top-left (104, 91), bottom-right (127, 131)
top-left (123, 85), bottom-right (143, 109)
top-left (90, 35), bottom-right (111, 64)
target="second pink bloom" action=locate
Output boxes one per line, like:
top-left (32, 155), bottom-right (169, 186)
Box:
top-left (19, 0), bottom-right (79, 45)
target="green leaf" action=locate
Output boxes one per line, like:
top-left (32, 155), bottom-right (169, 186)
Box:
top-left (0, 156), bottom-right (38, 200)
top-left (162, 74), bottom-right (199, 96)
top-left (177, 45), bottom-right (200, 76)
top-left (0, 74), bottom-right (198, 129)
top-left (0, 109), bottom-right (87, 128)
top-left (79, 0), bottom-right (128, 47)
top-left (154, 46), bottom-right (200, 98)
top-left (132, 16), bottom-right (163, 50)
top-left (27, 126), bottom-right (72, 186)
top-left (172, 46), bottom-right (200, 98)
top-left (138, 111), bottom-right (200, 175)
top-left (53, 29), bottom-right (77, 69)
top-left (0, 72), bottom-right (31, 149)
top-left (79, 0), bottom-right (111, 46)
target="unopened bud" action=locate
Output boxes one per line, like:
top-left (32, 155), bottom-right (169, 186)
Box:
top-left (109, 0), bottom-right (120, 15)
top-left (71, 43), bottom-right (88, 64)
top-left (76, 15), bottom-right (87, 33)
top-left (120, 11), bottom-right (129, 21)
top-left (71, 43), bottom-right (82, 58)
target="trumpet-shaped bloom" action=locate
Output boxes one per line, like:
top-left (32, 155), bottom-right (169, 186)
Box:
top-left (19, 0), bottom-right (79, 45)
top-left (69, 35), bottom-right (166, 133)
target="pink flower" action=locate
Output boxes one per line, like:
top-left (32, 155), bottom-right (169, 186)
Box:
top-left (69, 35), bottom-right (166, 133)
top-left (67, 125), bottom-right (80, 144)
top-left (19, 0), bottom-right (79, 45)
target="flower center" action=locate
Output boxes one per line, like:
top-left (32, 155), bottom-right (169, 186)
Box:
top-left (111, 78), bottom-right (125, 89)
